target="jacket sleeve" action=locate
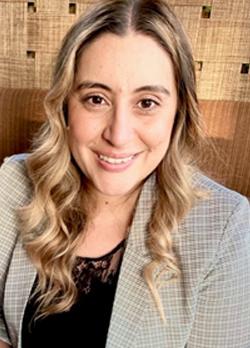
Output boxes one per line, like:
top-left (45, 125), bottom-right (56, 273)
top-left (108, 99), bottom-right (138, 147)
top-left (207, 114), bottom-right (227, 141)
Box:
top-left (0, 156), bottom-right (29, 346)
top-left (188, 197), bottom-right (250, 348)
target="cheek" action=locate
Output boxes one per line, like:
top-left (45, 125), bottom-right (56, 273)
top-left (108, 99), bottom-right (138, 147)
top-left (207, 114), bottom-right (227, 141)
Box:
top-left (68, 118), bottom-right (99, 145)
top-left (143, 118), bottom-right (175, 150)
top-left (68, 126), bottom-right (82, 147)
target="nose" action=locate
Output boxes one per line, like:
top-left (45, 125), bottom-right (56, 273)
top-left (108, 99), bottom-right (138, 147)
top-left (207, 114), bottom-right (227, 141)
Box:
top-left (102, 105), bottom-right (134, 147)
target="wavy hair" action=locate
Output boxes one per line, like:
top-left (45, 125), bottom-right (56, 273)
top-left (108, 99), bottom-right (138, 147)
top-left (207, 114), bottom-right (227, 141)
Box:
top-left (20, 0), bottom-right (205, 321)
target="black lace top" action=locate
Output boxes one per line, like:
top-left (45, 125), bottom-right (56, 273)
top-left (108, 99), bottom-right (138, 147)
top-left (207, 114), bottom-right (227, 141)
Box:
top-left (22, 239), bottom-right (126, 348)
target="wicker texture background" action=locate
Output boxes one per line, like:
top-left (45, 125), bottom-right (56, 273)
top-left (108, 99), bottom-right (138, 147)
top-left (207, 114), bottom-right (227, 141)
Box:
top-left (0, 0), bottom-right (249, 100)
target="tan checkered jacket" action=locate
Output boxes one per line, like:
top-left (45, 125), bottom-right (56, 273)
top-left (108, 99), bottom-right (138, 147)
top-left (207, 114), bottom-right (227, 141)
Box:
top-left (1, 155), bottom-right (250, 348)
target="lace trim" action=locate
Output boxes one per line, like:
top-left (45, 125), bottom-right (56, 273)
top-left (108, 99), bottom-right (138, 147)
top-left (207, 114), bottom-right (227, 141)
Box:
top-left (73, 239), bottom-right (126, 295)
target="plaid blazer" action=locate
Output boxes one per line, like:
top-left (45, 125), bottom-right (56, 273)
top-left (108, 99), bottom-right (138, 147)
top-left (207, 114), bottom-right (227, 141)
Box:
top-left (0, 155), bottom-right (250, 348)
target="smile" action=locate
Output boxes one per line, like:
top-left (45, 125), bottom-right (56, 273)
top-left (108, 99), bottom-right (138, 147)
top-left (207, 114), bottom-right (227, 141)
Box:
top-left (98, 154), bottom-right (134, 164)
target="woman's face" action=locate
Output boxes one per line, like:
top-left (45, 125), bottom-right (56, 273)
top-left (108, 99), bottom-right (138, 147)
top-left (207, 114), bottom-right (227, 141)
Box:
top-left (67, 32), bottom-right (177, 199)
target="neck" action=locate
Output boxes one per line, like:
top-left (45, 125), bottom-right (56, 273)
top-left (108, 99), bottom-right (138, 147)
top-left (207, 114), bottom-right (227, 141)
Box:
top-left (82, 181), bottom-right (142, 219)
top-left (76, 183), bottom-right (141, 258)
top-left (84, 184), bottom-right (141, 240)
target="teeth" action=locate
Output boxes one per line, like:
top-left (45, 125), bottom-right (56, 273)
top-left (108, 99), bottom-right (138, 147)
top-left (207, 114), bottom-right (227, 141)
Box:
top-left (99, 154), bottom-right (134, 164)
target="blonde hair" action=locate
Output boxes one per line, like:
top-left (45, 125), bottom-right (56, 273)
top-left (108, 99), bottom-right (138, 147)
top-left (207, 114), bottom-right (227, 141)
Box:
top-left (21, 0), bottom-right (205, 320)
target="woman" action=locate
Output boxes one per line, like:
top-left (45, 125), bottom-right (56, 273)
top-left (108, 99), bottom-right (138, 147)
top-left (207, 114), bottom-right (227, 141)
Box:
top-left (0, 0), bottom-right (250, 347)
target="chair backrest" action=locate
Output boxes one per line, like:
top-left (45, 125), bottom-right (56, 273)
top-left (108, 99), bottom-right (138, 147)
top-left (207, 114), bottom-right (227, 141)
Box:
top-left (0, 87), bottom-right (47, 162)
top-left (199, 100), bottom-right (250, 198)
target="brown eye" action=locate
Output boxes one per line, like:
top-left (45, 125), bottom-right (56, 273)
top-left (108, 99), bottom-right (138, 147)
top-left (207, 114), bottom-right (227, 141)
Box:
top-left (81, 94), bottom-right (109, 110)
top-left (142, 99), bottom-right (153, 108)
top-left (90, 95), bottom-right (105, 105)
top-left (139, 99), bottom-right (158, 109)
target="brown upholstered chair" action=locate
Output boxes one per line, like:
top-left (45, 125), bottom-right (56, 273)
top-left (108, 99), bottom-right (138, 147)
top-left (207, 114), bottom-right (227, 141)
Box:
top-left (0, 87), bottom-right (47, 162)
top-left (199, 100), bottom-right (250, 201)
top-left (0, 87), bottom-right (249, 201)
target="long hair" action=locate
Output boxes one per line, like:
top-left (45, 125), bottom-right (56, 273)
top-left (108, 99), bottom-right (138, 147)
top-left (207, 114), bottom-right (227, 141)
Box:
top-left (20, 0), bottom-right (204, 320)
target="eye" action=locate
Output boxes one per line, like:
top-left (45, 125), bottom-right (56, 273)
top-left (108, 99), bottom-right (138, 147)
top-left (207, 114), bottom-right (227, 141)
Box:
top-left (86, 95), bottom-right (106, 105)
top-left (137, 98), bottom-right (159, 110)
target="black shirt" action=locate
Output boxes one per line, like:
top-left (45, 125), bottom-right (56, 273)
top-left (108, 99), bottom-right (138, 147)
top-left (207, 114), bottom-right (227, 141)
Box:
top-left (22, 240), bottom-right (126, 348)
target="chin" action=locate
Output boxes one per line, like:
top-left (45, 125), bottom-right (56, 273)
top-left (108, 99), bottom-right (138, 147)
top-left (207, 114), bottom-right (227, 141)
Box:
top-left (93, 179), bottom-right (143, 199)
top-left (98, 186), bottom-right (136, 198)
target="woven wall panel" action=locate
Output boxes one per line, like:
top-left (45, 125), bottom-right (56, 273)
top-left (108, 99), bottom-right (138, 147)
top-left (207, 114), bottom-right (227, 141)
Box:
top-left (0, 0), bottom-right (249, 101)
top-left (198, 62), bottom-right (250, 101)
top-left (78, 3), bottom-right (97, 14)
top-left (0, 2), bottom-right (27, 58)
top-left (35, 0), bottom-right (70, 14)
top-left (27, 14), bottom-right (75, 53)
top-left (195, 20), bottom-right (250, 63)
top-left (0, 57), bottom-right (35, 88)
top-left (212, 0), bottom-right (250, 21)
top-left (172, 5), bottom-right (201, 49)
top-left (170, 0), bottom-right (212, 5)
top-left (33, 52), bottom-right (56, 89)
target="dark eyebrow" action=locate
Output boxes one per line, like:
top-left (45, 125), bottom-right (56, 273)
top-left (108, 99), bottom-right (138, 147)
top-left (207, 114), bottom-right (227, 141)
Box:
top-left (76, 80), bottom-right (112, 92)
top-left (76, 80), bottom-right (170, 96)
top-left (134, 85), bottom-right (171, 96)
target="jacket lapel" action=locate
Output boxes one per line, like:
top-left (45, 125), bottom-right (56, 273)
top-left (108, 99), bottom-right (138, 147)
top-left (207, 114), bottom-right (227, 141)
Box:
top-left (106, 174), bottom-right (155, 348)
top-left (4, 238), bottom-right (36, 348)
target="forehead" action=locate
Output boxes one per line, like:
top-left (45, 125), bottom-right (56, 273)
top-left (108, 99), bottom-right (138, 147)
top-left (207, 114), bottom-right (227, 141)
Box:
top-left (74, 32), bottom-right (176, 91)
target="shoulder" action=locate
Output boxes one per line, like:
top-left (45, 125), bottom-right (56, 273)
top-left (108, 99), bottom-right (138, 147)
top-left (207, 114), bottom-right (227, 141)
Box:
top-left (176, 173), bottom-right (250, 274)
top-left (192, 172), bottom-right (250, 237)
top-left (1, 153), bottom-right (28, 175)
top-left (193, 172), bottom-right (249, 219)
top-left (0, 155), bottom-right (33, 281)
top-left (0, 153), bottom-right (32, 205)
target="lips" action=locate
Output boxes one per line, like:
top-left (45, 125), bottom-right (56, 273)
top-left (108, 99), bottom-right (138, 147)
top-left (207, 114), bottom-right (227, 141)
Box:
top-left (98, 154), bottom-right (134, 164)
